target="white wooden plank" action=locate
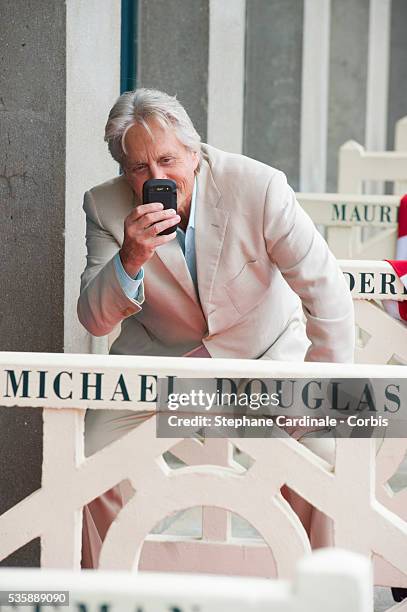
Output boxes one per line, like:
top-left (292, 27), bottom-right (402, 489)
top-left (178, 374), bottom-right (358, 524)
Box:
top-left (207, 0), bottom-right (246, 153)
top-left (300, 0), bottom-right (331, 191)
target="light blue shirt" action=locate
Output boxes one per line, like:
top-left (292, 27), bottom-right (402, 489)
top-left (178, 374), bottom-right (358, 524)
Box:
top-left (114, 179), bottom-right (198, 299)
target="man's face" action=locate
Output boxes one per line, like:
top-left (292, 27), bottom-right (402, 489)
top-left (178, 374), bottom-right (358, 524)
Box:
top-left (122, 119), bottom-right (199, 211)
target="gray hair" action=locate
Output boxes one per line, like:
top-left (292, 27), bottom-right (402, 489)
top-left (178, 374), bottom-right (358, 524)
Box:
top-left (104, 88), bottom-right (202, 168)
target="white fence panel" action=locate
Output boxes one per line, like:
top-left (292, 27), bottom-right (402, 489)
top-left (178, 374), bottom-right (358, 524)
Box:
top-left (0, 548), bottom-right (372, 612)
top-left (341, 259), bottom-right (407, 365)
top-left (0, 352), bottom-right (406, 612)
top-left (298, 192), bottom-right (400, 259)
top-left (299, 191), bottom-right (407, 365)
top-left (326, 130), bottom-right (407, 262)
top-left (338, 140), bottom-right (407, 195)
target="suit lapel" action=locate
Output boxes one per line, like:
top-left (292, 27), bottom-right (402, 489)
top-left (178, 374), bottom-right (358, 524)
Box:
top-left (195, 156), bottom-right (229, 314)
top-left (155, 237), bottom-right (199, 305)
top-left (154, 153), bottom-right (229, 312)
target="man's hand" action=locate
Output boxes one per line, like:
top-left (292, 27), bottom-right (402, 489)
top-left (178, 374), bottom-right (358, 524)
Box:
top-left (119, 202), bottom-right (180, 277)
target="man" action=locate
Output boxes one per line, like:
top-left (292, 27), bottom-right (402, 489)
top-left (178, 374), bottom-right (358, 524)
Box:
top-left (78, 88), bottom-right (354, 362)
top-left (78, 88), bottom-right (354, 567)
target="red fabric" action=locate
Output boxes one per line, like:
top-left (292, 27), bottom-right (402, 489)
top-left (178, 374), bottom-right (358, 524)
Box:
top-left (397, 194), bottom-right (407, 238)
top-left (386, 259), bottom-right (407, 279)
top-left (384, 195), bottom-right (407, 322)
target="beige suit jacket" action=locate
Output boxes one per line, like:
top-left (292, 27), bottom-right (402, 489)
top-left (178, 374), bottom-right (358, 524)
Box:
top-left (78, 144), bottom-right (354, 362)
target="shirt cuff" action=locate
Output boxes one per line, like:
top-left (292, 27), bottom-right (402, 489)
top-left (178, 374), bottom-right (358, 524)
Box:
top-left (113, 252), bottom-right (144, 300)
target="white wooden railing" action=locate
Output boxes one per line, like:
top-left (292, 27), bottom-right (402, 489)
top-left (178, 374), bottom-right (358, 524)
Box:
top-left (0, 548), bottom-right (373, 611)
top-left (298, 193), bottom-right (401, 259)
top-left (306, 116), bottom-right (407, 262)
top-left (0, 349), bottom-right (406, 606)
top-left (298, 156), bottom-right (406, 364)
top-left (338, 140), bottom-right (407, 195)
top-left (338, 116), bottom-right (407, 196)
top-left (296, 197), bottom-right (406, 365)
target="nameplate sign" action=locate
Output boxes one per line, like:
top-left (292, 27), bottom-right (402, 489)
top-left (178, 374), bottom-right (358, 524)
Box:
top-left (0, 353), bottom-right (404, 411)
top-left (298, 193), bottom-right (400, 227)
top-left (339, 261), bottom-right (406, 300)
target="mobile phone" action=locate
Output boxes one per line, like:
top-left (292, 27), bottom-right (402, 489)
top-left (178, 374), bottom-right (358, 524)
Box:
top-left (142, 178), bottom-right (178, 236)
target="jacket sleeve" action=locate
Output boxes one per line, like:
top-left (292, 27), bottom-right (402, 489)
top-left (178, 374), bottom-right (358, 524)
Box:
top-left (77, 189), bottom-right (144, 337)
top-left (264, 171), bottom-right (355, 363)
